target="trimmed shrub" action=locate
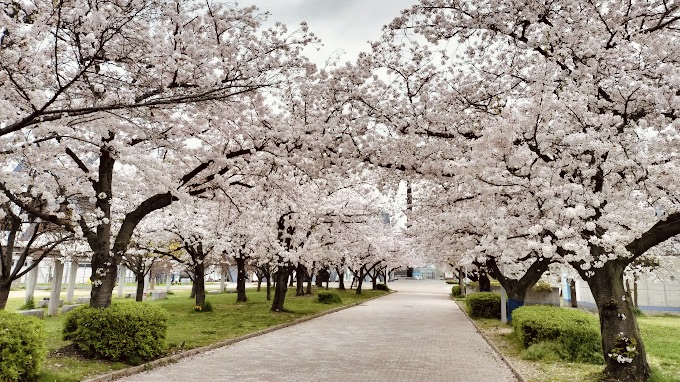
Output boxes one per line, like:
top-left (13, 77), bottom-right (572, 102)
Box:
top-left (445, 279), bottom-right (457, 284)
top-left (451, 285), bottom-right (462, 297)
top-left (531, 280), bottom-right (553, 293)
top-left (63, 303), bottom-right (168, 363)
top-left (375, 283), bottom-right (390, 291)
top-left (0, 310), bottom-right (47, 381)
top-left (512, 305), bottom-right (603, 364)
top-left (317, 291), bottom-right (342, 304)
top-left (465, 292), bottom-right (501, 319)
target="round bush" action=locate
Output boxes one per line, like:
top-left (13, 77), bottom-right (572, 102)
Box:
top-left (63, 303), bottom-right (168, 363)
top-left (511, 305), bottom-right (603, 364)
top-left (375, 283), bottom-right (390, 291)
top-left (451, 285), bottom-right (462, 297)
top-left (317, 291), bottom-right (342, 304)
top-left (465, 292), bottom-right (501, 319)
top-left (0, 310), bottom-right (47, 381)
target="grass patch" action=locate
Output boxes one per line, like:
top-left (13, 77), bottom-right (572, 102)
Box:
top-left (639, 315), bottom-right (680, 381)
top-left (454, 300), bottom-right (679, 381)
top-left (4, 287), bottom-right (386, 381)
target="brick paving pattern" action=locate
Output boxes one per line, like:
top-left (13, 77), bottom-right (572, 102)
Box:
top-left (120, 280), bottom-right (517, 382)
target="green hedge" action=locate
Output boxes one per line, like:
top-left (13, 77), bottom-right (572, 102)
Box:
top-left (0, 310), bottom-right (47, 381)
top-left (451, 285), bottom-right (462, 297)
top-left (375, 283), bottom-right (390, 291)
top-left (63, 303), bottom-right (168, 364)
top-left (465, 292), bottom-right (501, 319)
top-left (512, 305), bottom-right (603, 363)
top-left (317, 291), bottom-right (342, 304)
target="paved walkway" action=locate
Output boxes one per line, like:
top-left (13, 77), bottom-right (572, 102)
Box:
top-left (120, 280), bottom-right (517, 382)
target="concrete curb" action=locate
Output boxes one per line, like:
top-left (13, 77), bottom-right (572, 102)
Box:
top-left (84, 291), bottom-right (393, 382)
top-left (453, 298), bottom-right (526, 382)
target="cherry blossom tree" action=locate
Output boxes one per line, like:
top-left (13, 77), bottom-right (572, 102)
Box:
top-left (122, 245), bottom-right (157, 302)
top-left (0, 198), bottom-right (72, 309)
top-left (355, 1), bottom-right (680, 380)
top-left (136, 194), bottom-right (251, 308)
top-left (0, 2), bottom-right (318, 309)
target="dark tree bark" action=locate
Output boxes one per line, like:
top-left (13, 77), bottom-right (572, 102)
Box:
top-left (355, 267), bottom-right (366, 295)
top-left (193, 261), bottom-right (206, 307)
top-left (487, 256), bottom-right (551, 302)
top-left (315, 271), bottom-right (323, 287)
top-left (369, 267), bottom-right (382, 290)
top-left (256, 265), bottom-right (272, 300)
top-left (0, 286), bottom-right (10, 311)
top-left (189, 273), bottom-right (197, 299)
top-left (574, 259), bottom-right (648, 382)
top-left (306, 274), bottom-right (313, 295)
top-left (478, 268), bottom-right (491, 292)
top-left (316, 268), bottom-right (329, 288)
top-left (336, 267), bottom-right (345, 290)
top-left (256, 270), bottom-right (263, 291)
top-left (135, 274), bottom-right (145, 302)
top-left (89, 189), bottom-right (175, 308)
top-left (295, 264), bottom-right (305, 296)
top-left (271, 267), bottom-right (291, 312)
top-left (124, 253), bottom-right (154, 302)
top-left (235, 256), bottom-right (248, 302)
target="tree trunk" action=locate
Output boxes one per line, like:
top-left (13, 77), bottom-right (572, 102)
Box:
top-left (479, 269), bottom-right (491, 292)
top-left (295, 264), bottom-right (305, 296)
top-left (190, 281), bottom-right (197, 299)
top-left (306, 274), bottom-right (313, 295)
top-left (194, 262), bottom-right (206, 307)
top-left (579, 260), bottom-right (649, 382)
top-left (356, 269), bottom-right (365, 295)
top-left (236, 256), bottom-right (247, 303)
top-left (336, 267), bottom-right (345, 290)
top-left (271, 268), bottom-right (290, 312)
top-left (89, 254), bottom-right (119, 308)
top-left (88, 140), bottom-right (117, 309)
top-left (0, 283), bottom-right (10, 310)
top-left (135, 274), bottom-right (145, 302)
top-left (371, 270), bottom-right (378, 290)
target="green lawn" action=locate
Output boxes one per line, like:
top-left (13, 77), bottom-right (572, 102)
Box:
top-left (7, 287), bottom-right (387, 382)
top-left (639, 315), bottom-right (680, 382)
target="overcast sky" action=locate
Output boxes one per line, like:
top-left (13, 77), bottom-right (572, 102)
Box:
top-left (238, 0), bottom-right (419, 66)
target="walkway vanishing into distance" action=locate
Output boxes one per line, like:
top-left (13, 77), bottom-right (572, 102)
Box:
top-left (119, 280), bottom-right (517, 382)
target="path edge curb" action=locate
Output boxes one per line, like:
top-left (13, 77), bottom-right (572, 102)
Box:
top-left (83, 291), bottom-right (393, 382)
top-left (453, 298), bottom-right (526, 382)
